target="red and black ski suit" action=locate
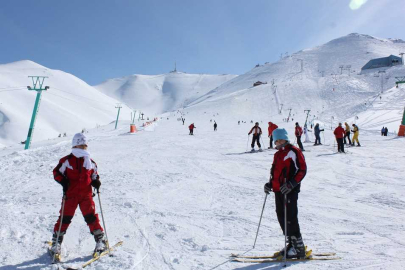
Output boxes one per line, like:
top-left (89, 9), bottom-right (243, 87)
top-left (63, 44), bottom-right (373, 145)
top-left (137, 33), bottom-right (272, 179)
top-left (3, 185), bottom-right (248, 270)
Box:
top-left (269, 144), bottom-right (307, 238)
top-left (268, 122), bottom-right (278, 148)
top-left (334, 126), bottom-right (346, 152)
top-left (53, 154), bottom-right (103, 234)
top-left (189, 124), bottom-right (195, 135)
top-left (295, 126), bottom-right (304, 151)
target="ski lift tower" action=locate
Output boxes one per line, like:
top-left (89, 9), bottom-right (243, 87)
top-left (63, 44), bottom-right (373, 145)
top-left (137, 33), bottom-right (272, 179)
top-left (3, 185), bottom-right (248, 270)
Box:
top-left (24, 76), bottom-right (49, 150)
top-left (303, 110), bottom-right (311, 128)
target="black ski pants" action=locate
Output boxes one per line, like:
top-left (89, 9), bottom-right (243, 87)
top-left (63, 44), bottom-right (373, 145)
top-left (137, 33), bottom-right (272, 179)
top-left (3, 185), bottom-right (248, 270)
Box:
top-left (275, 191), bottom-right (301, 238)
top-left (337, 138), bottom-right (344, 152)
top-left (314, 133), bottom-right (321, 145)
top-left (344, 132), bottom-right (351, 145)
top-left (189, 129), bottom-right (193, 135)
top-left (296, 136), bottom-right (304, 151)
top-left (251, 134), bottom-right (261, 148)
top-left (269, 135), bottom-right (273, 148)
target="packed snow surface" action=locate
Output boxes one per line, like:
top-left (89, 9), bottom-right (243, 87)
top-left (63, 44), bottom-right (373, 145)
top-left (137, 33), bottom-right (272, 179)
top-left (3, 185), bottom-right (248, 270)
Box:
top-left (0, 118), bottom-right (404, 270)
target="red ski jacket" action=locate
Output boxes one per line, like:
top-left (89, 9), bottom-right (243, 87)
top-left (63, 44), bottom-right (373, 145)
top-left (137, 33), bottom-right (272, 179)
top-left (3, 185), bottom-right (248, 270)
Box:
top-left (189, 124), bottom-right (194, 130)
top-left (270, 144), bottom-right (306, 192)
top-left (295, 126), bottom-right (303, 137)
top-left (334, 126), bottom-right (345, 139)
top-left (53, 154), bottom-right (99, 197)
top-left (268, 122), bottom-right (278, 136)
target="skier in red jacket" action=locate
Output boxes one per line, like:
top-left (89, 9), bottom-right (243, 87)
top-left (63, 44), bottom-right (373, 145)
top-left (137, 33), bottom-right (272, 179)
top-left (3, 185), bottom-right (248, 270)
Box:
top-left (189, 123), bottom-right (196, 135)
top-left (294, 122), bottom-right (305, 151)
top-left (334, 123), bottom-right (346, 153)
top-left (267, 122), bottom-right (278, 149)
top-left (50, 133), bottom-right (106, 258)
top-left (264, 128), bottom-right (307, 259)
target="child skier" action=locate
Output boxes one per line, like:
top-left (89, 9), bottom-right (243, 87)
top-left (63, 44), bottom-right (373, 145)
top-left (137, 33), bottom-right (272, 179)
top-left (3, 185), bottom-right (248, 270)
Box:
top-left (344, 122), bottom-right (351, 145)
top-left (264, 128), bottom-right (307, 259)
top-left (248, 122), bottom-right (262, 151)
top-left (50, 133), bottom-right (106, 259)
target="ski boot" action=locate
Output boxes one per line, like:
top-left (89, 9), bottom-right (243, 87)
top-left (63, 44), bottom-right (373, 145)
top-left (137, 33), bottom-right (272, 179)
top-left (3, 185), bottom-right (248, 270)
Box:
top-left (273, 237), bottom-right (292, 257)
top-left (289, 235), bottom-right (306, 259)
top-left (250, 148), bottom-right (255, 152)
top-left (258, 147), bottom-right (263, 152)
top-left (50, 232), bottom-right (64, 262)
top-left (93, 229), bottom-right (108, 257)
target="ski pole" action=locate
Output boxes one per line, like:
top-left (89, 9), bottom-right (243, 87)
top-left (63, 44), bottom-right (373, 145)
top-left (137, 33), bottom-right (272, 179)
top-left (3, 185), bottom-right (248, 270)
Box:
top-left (97, 189), bottom-right (110, 250)
top-left (253, 193), bottom-right (268, 249)
top-left (284, 193), bottom-right (288, 266)
top-left (246, 134), bottom-right (250, 152)
top-left (53, 194), bottom-right (66, 263)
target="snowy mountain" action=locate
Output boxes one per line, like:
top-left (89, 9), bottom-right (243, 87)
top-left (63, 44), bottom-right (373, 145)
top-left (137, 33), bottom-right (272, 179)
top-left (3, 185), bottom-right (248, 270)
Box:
top-left (94, 72), bottom-right (237, 115)
top-left (185, 33), bottom-right (405, 133)
top-left (1, 34), bottom-right (405, 270)
top-left (0, 60), bottom-right (132, 147)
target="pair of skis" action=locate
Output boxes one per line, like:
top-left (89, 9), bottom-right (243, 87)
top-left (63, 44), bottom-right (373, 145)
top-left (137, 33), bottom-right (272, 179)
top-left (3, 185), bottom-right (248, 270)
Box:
top-left (231, 248), bottom-right (340, 264)
top-left (48, 240), bottom-right (123, 269)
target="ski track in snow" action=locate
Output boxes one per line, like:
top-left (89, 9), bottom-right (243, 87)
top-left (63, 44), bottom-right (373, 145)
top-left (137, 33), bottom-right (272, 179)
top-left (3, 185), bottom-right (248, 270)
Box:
top-left (0, 120), bottom-right (405, 270)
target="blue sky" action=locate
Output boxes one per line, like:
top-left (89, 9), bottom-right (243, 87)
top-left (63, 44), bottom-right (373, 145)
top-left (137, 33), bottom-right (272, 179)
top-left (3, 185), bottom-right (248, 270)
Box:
top-left (0, 0), bottom-right (403, 85)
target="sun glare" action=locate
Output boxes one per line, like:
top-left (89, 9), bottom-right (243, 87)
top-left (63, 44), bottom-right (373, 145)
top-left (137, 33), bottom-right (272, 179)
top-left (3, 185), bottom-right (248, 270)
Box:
top-left (349, 0), bottom-right (368, 10)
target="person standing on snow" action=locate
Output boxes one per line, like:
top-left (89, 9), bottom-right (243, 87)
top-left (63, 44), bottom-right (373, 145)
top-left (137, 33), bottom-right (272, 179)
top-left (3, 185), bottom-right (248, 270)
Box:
top-left (214, 122), bottom-right (217, 131)
top-left (384, 127), bottom-right (388, 136)
top-left (248, 122), bottom-right (262, 151)
top-left (50, 133), bottom-right (106, 258)
top-left (381, 127), bottom-right (385, 136)
top-left (334, 123), bottom-right (346, 153)
top-left (344, 122), bottom-right (351, 145)
top-left (267, 122), bottom-right (278, 149)
top-left (314, 123), bottom-right (324, 145)
top-left (189, 123), bottom-right (196, 135)
top-left (263, 128), bottom-right (307, 259)
top-left (351, 124), bottom-right (360, 146)
top-left (294, 122), bottom-right (305, 151)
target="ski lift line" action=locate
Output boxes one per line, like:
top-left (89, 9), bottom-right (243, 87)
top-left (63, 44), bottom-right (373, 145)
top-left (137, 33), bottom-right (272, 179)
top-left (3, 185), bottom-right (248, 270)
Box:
top-left (52, 87), bottom-right (112, 104)
top-left (46, 92), bottom-right (112, 112)
top-left (0, 88), bottom-right (26, 93)
top-left (0, 85), bottom-right (27, 90)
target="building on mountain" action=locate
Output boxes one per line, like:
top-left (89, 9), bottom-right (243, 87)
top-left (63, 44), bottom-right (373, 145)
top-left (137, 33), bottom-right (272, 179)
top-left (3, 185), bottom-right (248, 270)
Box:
top-left (253, 81), bottom-right (267, 87)
top-left (361, 55), bottom-right (402, 71)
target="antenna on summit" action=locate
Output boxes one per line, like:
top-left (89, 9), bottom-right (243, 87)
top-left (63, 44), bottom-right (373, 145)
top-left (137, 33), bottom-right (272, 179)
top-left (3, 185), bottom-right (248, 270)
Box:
top-left (174, 61), bottom-right (177, 72)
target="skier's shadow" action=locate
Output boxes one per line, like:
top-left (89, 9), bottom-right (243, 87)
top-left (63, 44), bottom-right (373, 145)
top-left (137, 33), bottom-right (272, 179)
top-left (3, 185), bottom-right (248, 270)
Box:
top-left (0, 253), bottom-right (50, 270)
top-left (232, 262), bottom-right (308, 270)
top-left (0, 253), bottom-right (92, 270)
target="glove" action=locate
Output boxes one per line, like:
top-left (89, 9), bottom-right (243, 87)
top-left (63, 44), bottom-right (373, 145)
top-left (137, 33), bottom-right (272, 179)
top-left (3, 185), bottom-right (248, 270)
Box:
top-left (264, 182), bottom-right (272, 194)
top-left (280, 180), bottom-right (298, 195)
top-left (60, 177), bottom-right (69, 193)
top-left (91, 178), bottom-right (101, 191)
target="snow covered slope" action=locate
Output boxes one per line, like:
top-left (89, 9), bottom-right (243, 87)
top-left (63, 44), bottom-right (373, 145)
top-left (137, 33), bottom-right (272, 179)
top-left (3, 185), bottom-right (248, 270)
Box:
top-left (95, 72), bottom-right (237, 115)
top-left (0, 60), bottom-right (132, 147)
top-left (185, 34), bottom-right (405, 132)
top-left (0, 119), bottom-right (404, 270)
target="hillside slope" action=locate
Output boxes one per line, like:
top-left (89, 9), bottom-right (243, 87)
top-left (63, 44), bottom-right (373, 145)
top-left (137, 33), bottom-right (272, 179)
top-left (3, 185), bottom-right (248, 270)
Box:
top-left (185, 33), bottom-right (405, 131)
top-left (95, 72), bottom-right (237, 115)
top-left (0, 60), bottom-right (132, 147)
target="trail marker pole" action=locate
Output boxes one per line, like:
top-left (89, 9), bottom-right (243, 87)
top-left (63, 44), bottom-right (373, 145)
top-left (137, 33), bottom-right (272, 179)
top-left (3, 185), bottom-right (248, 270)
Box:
top-left (24, 76), bottom-right (49, 150)
top-left (115, 104), bottom-right (122, 130)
